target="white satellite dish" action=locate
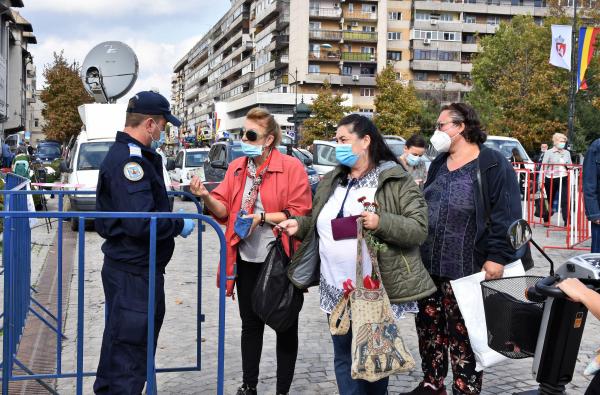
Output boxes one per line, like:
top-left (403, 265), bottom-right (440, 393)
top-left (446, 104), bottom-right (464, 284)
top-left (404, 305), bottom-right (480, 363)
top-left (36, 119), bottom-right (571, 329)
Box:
top-left (80, 41), bottom-right (139, 103)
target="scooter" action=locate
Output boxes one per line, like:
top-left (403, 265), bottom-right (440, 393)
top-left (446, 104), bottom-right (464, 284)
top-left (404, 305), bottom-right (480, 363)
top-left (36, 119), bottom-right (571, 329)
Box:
top-left (485, 219), bottom-right (600, 395)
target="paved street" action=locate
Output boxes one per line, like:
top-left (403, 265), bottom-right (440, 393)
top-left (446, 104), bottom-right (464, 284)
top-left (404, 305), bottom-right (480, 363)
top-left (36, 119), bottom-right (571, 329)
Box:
top-left (2, 197), bottom-right (597, 394)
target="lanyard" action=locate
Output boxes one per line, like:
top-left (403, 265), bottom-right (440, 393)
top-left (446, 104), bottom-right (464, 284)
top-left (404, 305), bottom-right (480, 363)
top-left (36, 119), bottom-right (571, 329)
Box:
top-left (337, 178), bottom-right (357, 218)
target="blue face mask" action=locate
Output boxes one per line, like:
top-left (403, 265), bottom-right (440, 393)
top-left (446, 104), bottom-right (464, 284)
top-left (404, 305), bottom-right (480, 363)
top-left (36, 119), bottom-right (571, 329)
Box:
top-left (335, 144), bottom-right (360, 167)
top-left (406, 154), bottom-right (422, 167)
top-left (240, 141), bottom-right (263, 158)
top-left (557, 142), bottom-right (566, 149)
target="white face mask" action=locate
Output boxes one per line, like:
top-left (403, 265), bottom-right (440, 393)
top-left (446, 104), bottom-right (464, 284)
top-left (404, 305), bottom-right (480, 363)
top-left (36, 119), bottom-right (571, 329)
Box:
top-left (430, 127), bottom-right (462, 153)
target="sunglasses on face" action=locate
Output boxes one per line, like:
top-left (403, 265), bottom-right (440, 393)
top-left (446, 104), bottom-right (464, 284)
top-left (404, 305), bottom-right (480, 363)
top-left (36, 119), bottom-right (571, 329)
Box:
top-left (241, 129), bottom-right (262, 142)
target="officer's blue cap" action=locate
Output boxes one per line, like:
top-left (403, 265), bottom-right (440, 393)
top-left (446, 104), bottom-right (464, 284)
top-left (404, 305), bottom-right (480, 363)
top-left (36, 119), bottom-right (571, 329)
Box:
top-left (126, 90), bottom-right (181, 127)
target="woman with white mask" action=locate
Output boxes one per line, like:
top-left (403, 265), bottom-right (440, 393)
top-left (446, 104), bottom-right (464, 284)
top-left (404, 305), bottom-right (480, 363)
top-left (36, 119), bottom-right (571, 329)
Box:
top-left (402, 103), bottom-right (524, 395)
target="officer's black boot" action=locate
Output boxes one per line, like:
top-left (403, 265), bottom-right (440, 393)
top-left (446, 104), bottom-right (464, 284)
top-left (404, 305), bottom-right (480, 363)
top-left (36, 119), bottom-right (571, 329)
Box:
top-left (236, 383), bottom-right (257, 395)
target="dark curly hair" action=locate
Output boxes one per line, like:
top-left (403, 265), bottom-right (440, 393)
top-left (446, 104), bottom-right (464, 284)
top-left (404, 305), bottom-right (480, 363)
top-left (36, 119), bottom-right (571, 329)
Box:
top-left (441, 103), bottom-right (487, 145)
top-left (337, 114), bottom-right (399, 169)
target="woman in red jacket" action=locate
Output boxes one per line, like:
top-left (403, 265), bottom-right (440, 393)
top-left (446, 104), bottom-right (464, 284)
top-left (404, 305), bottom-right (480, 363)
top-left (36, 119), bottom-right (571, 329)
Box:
top-left (190, 107), bottom-right (312, 395)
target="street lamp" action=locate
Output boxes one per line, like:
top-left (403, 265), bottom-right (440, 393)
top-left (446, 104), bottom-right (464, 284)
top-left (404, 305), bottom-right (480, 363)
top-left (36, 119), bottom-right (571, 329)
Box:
top-left (284, 68), bottom-right (308, 146)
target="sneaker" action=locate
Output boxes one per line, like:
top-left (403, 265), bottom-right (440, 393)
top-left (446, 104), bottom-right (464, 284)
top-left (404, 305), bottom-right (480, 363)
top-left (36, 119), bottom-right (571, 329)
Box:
top-left (236, 384), bottom-right (257, 395)
top-left (400, 382), bottom-right (448, 395)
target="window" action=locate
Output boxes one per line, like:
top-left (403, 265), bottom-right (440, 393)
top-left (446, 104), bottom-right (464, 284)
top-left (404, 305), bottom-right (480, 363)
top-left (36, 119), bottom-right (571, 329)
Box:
top-left (414, 49), bottom-right (433, 60)
top-left (443, 32), bottom-right (457, 41)
top-left (487, 16), bottom-right (500, 25)
top-left (388, 12), bottom-right (401, 20)
top-left (464, 14), bottom-right (476, 23)
top-left (387, 51), bottom-right (402, 61)
top-left (77, 142), bottom-right (113, 171)
top-left (415, 12), bottom-right (430, 20)
top-left (415, 72), bottom-right (428, 81)
top-left (34, 118), bottom-right (39, 127)
top-left (438, 51), bottom-right (458, 61)
top-left (360, 88), bottom-right (375, 96)
top-left (440, 13), bottom-right (453, 21)
top-left (463, 33), bottom-right (477, 44)
top-left (362, 26), bottom-right (376, 32)
top-left (361, 46), bottom-right (375, 54)
top-left (308, 64), bottom-right (320, 73)
top-left (309, 21), bottom-right (321, 29)
top-left (362, 4), bottom-right (376, 12)
top-left (185, 151), bottom-right (209, 167)
top-left (388, 32), bottom-right (402, 40)
top-left (343, 65), bottom-right (353, 75)
top-left (348, 3), bottom-right (353, 11)
top-left (440, 73), bottom-right (453, 82)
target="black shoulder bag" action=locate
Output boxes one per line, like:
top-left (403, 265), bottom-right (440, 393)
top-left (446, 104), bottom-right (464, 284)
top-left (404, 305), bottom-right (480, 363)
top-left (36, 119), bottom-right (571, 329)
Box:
top-left (251, 233), bottom-right (304, 332)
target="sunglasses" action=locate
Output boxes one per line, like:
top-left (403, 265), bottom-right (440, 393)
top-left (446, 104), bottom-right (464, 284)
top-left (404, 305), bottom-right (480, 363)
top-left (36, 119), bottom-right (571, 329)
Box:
top-left (241, 129), bottom-right (262, 142)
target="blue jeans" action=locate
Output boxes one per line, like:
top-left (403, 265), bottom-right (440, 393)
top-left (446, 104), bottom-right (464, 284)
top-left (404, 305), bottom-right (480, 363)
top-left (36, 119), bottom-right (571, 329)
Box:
top-left (330, 325), bottom-right (389, 395)
top-left (592, 223), bottom-right (600, 253)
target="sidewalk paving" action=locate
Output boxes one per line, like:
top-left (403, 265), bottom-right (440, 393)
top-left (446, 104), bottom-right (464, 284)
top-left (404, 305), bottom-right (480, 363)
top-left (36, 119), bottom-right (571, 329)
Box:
top-left (34, 200), bottom-right (600, 394)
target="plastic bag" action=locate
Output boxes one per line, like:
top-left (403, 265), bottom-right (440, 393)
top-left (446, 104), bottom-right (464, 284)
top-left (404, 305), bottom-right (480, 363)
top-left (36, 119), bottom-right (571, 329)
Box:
top-left (450, 260), bottom-right (525, 371)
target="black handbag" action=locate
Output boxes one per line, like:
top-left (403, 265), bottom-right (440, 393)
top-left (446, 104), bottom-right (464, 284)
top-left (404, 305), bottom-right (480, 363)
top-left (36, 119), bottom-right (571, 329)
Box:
top-left (251, 234), bottom-right (304, 332)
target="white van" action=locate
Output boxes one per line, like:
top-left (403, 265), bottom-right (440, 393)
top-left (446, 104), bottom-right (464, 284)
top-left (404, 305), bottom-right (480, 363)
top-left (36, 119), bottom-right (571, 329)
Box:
top-left (484, 136), bottom-right (534, 170)
top-left (61, 103), bottom-right (126, 230)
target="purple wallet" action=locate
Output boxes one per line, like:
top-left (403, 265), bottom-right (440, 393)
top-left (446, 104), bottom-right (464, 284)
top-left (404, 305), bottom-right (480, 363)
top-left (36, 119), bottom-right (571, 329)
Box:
top-left (331, 215), bottom-right (360, 240)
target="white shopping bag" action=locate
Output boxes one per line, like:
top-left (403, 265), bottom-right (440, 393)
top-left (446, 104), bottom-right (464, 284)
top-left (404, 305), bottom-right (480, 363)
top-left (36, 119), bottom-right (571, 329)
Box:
top-left (450, 260), bottom-right (525, 371)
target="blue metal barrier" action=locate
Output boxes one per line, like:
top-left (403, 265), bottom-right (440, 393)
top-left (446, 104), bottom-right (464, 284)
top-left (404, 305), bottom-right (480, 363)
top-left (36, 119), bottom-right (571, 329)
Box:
top-left (0, 175), bottom-right (230, 395)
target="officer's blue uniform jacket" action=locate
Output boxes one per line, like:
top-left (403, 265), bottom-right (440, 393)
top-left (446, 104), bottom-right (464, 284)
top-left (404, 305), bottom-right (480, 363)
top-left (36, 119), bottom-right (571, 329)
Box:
top-left (95, 132), bottom-right (183, 272)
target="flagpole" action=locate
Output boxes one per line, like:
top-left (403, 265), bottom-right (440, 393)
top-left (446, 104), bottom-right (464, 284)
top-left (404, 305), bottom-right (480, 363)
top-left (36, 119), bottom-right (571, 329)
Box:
top-left (567, 0), bottom-right (577, 147)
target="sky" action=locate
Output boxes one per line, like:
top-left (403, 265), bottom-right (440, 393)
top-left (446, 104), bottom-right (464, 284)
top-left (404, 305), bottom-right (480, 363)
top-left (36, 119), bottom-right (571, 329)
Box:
top-left (20, 0), bottom-right (231, 104)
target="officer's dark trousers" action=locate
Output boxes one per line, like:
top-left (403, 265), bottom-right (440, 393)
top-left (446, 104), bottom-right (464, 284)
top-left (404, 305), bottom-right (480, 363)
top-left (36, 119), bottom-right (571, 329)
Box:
top-left (93, 263), bottom-right (166, 395)
top-left (236, 257), bottom-right (299, 394)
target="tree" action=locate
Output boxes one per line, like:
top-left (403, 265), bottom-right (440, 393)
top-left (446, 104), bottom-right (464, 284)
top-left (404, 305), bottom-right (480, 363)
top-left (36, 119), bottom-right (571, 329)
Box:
top-left (41, 52), bottom-right (93, 143)
top-left (301, 81), bottom-right (355, 145)
top-left (373, 66), bottom-right (423, 137)
top-left (468, 15), bottom-right (570, 152)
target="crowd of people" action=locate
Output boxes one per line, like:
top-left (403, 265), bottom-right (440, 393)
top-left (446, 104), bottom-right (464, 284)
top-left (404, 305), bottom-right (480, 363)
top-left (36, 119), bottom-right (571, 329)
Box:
top-left (91, 90), bottom-right (599, 395)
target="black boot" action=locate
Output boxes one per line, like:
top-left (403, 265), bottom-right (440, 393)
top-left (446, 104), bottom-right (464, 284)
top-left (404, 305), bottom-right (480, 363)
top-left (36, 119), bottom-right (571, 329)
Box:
top-left (236, 383), bottom-right (257, 395)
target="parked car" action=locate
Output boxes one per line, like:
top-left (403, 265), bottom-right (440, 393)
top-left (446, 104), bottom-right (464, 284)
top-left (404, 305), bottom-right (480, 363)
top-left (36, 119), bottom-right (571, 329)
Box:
top-left (276, 145), bottom-right (320, 194)
top-left (167, 147), bottom-right (210, 200)
top-left (383, 135), bottom-right (406, 158)
top-left (35, 140), bottom-right (62, 164)
top-left (203, 140), bottom-right (245, 192)
top-left (484, 136), bottom-right (534, 170)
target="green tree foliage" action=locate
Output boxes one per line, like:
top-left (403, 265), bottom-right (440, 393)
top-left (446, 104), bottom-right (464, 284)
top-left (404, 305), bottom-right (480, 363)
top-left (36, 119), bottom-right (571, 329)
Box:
top-left (374, 65), bottom-right (423, 137)
top-left (468, 15), bottom-right (570, 152)
top-left (301, 81), bottom-right (355, 145)
top-left (40, 52), bottom-right (93, 143)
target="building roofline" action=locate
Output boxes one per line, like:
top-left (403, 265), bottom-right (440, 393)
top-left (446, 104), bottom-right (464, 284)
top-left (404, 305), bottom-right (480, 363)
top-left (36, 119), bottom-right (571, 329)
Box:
top-left (9, 9), bottom-right (33, 32)
top-left (173, 55), bottom-right (188, 72)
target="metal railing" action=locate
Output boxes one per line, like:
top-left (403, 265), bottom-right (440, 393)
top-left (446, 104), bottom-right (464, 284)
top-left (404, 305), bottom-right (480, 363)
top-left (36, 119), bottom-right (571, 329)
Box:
top-left (308, 51), bottom-right (341, 61)
top-left (309, 29), bottom-right (343, 41)
top-left (342, 31), bottom-right (378, 42)
top-left (309, 7), bottom-right (342, 18)
top-left (343, 10), bottom-right (377, 20)
top-left (341, 52), bottom-right (376, 61)
top-left (0, 175), bottom-right (229, 395)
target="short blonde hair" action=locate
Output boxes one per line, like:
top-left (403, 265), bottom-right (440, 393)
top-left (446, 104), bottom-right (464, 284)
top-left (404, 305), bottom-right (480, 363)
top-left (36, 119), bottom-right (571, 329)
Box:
top-left (246, 107), bottom-right (281, 147)
top-left (552, 132), bottom-right (567, 143)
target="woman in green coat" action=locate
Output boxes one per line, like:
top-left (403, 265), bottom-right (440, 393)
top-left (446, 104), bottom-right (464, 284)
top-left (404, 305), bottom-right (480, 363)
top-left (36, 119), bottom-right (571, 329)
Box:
top-left (279, 114), bottom-right (435, 395)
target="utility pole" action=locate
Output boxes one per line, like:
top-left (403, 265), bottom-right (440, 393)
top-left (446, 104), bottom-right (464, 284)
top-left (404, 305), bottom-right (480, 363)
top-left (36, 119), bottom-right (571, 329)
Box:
top-left (567, 0), bottom-right (577, 148)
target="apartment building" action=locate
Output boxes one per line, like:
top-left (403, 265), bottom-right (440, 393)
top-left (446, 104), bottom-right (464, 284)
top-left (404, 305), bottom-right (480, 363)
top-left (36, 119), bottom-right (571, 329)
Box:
top-left (173, 0), bottom-right (552, 138)
top-left (173, 0), bottom-right (393, 139)
top-left (410, 0), bottom-right (547, 103)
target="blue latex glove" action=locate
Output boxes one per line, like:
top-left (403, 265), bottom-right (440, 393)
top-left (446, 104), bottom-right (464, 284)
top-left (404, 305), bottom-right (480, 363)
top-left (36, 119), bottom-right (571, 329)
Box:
top-left (180, 218), bottom-right (195, 238)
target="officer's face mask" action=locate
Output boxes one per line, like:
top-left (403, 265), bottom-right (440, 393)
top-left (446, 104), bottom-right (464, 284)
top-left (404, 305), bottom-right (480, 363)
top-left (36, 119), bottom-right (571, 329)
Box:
top-left (151, 131), bottom-right (166, 151)
top-left (149, 119), bottom-right (164, 144)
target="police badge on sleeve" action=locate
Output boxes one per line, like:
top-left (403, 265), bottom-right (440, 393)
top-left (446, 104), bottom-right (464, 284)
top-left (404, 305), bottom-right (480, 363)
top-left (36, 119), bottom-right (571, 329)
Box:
top-left (123, 162), bottom-right (144, 181)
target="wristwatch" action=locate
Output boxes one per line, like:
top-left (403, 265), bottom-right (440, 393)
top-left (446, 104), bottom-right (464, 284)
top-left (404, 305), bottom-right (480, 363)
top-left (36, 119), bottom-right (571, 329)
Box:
top-left (259, 212), bottom-right (266, 227)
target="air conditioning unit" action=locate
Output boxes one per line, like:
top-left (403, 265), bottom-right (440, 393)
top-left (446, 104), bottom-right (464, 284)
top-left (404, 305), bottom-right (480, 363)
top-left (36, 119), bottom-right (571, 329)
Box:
top-left (351, 21), bottom-right (359, 27)
top-left (431, 19), bottom-right (438, 25)
top-left (423, 38), bottom-right (432, 45)
top-left (352, 75), bottom-right (360, 81)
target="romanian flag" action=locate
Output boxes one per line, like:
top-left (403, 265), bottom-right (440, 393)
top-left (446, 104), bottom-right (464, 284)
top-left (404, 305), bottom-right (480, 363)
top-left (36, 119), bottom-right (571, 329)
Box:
top-left (577, 27), bottom-right (600, 90)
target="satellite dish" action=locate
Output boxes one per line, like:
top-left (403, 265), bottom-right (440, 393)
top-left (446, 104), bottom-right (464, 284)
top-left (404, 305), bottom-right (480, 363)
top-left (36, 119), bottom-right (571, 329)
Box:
top-left (80, 41), bottom-right (138, 103)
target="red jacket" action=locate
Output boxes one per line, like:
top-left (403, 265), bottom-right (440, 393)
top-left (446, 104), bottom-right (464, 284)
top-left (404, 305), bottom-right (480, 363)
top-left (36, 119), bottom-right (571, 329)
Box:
top-left (210, 149), bottom-right (312, 295)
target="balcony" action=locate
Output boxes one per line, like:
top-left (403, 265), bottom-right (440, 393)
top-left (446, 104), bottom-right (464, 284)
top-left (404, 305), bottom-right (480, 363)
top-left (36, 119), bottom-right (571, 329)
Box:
top-left (342, 31), bottom-right (377, 42)
top-left (309, 7), bottom-right (342, 19)
top-left (274, 54), bottom-right (289, 69)
top-left (274, 34), bottom-right (289, 49)
top-left (254, 0), bottom-right (278, 27)
top-left (341, 52), bottom-right (376, 62)
top-left (308, 51), bottom-right (342, 61)
top-left (343, 11), bottom-right (377, 21)
top-left (309, 29), bottom-right (343, 41)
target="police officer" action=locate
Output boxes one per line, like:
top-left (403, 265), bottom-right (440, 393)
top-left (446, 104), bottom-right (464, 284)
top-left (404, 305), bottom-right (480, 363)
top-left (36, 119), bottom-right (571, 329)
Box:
top-left (93, 91), bottom-right (195, 394)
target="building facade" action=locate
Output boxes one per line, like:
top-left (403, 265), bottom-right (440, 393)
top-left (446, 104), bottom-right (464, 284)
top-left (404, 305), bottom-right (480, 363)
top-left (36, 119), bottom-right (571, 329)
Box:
top-left (173, 0), bottom-right (550, 138)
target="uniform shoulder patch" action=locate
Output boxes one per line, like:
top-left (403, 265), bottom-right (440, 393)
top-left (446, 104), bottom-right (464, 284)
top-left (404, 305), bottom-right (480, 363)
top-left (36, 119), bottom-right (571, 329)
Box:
top-left (128, 143), bottom-right (142, 157)
top-left (123, 162), bottom-right (144, 181)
